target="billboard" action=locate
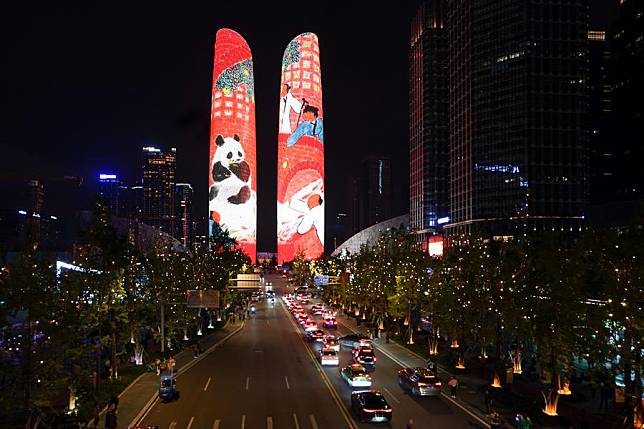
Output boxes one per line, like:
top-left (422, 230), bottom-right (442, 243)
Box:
top-left (277, 33), bottom-right (325, 264)
top-left (209, 29), bottom-right (256, 262)
top-left (187, 290), bottom-right (220, 308)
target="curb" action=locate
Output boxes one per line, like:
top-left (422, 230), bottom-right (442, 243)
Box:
top-left (128, 321), bottom-right (245, 428)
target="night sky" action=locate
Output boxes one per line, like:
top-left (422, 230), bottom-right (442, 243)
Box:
top-left (1, 1), bottom-right (616, 252)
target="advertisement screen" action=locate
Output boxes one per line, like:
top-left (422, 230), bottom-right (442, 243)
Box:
top-left (187, 290), bottom-right (220, 308)
top-left (277, 32), bottom-right (325, 264)
top-left (209, 28), bottom-right (256, 262)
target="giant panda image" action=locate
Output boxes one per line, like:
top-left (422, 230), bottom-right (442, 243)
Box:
top-left (209, 134), bottom-right (252, 226)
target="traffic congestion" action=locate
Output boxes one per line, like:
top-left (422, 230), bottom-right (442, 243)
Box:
top-left (281, 287), bottom-right (445, 425)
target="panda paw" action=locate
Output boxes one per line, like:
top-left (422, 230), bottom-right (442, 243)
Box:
top-left (229, 161), bottom-right (251, 182)
top-left (228, 186), bottom-right (251, 204)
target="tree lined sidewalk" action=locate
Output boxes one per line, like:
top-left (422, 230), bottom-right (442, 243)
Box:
top-left (104, 320), bottom-right (243, 429)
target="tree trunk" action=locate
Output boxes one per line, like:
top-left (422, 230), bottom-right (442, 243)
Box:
top-left (23, 309), bottom-right (32, 413)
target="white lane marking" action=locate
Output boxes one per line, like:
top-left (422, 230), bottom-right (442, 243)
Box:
top-left (241, 414), bottom-right (246, 429)
top-left (309, 415), bottom-right (319, 429)
top-left (186, 417), bottom-right (195, 429)
top-left (203, 377), bottom-right (211, 391)
top-left (168, 423), bottom-right (177, 429)
top-left (382, 386), bottom-right (400, 403)
top-left (212, 420), bottom-right (220, 429)
top-left (292, 414), bottom-right (300, 429)
top-left (284, 375), bottom-right (290, 390)
top-left (267, 416), bottom-right (273, 429)
top-left (245, 376), bottom-right (250, 390)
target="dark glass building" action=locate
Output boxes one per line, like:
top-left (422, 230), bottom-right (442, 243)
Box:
top-left (142, 146), bottom-right (176, 235)
top-left (587, 30), bottom-right (616, 204)
top-left (410, 0), bottom-right (449, 238)
top-left (361, 156), bottom-right (392, 228)
top-left (446, 0), bottom-right (590, 239)
top-left (608, 0), bottom-right (643, 201)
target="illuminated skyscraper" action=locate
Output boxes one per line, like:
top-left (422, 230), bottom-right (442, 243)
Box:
top-left (142, 146), bottom-right (176, 235)
top-left (97, 173), bottom-right (125, 217)
top-left (409, 0), bottom-right (449, 241)
top-left (208, 28), bottom-right (256, 262)
top-left (446, 0), bottom-right (589, 239)
top-left (175, 183), bottom-right (194, 247)
top-left (277, 32), bottom-right (325, 264)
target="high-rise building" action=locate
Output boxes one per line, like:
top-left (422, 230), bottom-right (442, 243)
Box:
top-left (209, 29), bottom-right (257, 263)
top-left (588, 30), bottom-right (615, 203)
top-left (129, 185), bottom-right (144, 219)
top-left (142, 146), bottom-right (176, 235)
top-left (446, 0), bottom-right (589, 239)
top-left (97, 173), bottom-right (124, 217)
top-left (175, 183), bottom-right (194, 247)
top-left (409, 0), bottom-right (449, 240)
top-left (608, 0), bottom-right (643, 201)
top-left (361, 156), bottom-right (392, 228)
top-left (277, 32), bottom-right (325, 264)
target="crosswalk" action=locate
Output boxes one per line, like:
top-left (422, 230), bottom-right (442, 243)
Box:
top-left (167, 414), bottom-right (321, 429)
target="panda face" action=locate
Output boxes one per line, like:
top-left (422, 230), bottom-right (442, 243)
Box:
top-left (214, 134), bottom-right (245, 168)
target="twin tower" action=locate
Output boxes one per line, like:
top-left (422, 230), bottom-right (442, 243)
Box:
top-left (208, 29), bottom-right (324, 265)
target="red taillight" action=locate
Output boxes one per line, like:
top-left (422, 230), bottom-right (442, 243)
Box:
top-left (374, 357), bottom-right (377, 362)
top-left (363, 409), bottom-right (391, 413)
top-left (417, 382), bottom-right (428, 387)
top-left (435, 382), bottom-right (442, 387)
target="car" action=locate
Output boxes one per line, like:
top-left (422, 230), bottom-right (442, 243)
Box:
top-left (351, 390), bottom-right (392, 423)
top-left (323, 317), bottom-right (337, 328)
top-left (311, 305), bottom-right (324, 315)
top-left (319, 348), bottom-right (339, 365)
top-left (339, 334), bottom-right (372, 348)
top-left (353, 347), bottom-right (376, 366)
top-left (322, 335), bottom-right (340, 352)
top-left (304, 321), bottom-right (318, 331)
top-left (299, 297), bottom-right (309, 304)
top-left (297, 314), bottom-right (308, 324)
top-left (307, 329), bottom-right (325, 342)
top-left (341, 364), bottom-right (372, 387)
top-left (398, 367), bottom-right (442, 396)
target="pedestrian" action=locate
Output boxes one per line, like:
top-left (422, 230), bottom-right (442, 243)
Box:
top-left (154, 357), bottom-right (161, 375)
top-left (168, 355), bottom-right (176, 376)
top-left (426, 359), bottom-right (436, 373)
top-left (448, 375), bottom-right (459, 398)
top-left (406, 418), bottom-right (414, 429)
top-left (484, 388), bottom-right (492, 413)
top-left (104, 403), bottom-right (117, 429)
top-left (489, 411), bottom-right (502, 428)
top-left (197, 342), bottom-right (202, 356)
top-left (599, 381), bottom-right (608, 409)
top-left (193, 344), bottom-right (199, 359)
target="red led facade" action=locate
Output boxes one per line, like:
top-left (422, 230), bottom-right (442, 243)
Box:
top-left (277, 33), bottom-right (324, 264)
top-left (208, 29), bottom-right (256, 262)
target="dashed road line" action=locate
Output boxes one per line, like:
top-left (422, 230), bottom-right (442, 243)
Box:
top-left (267, 416), bottom-right (273, 429)
top-left (245, 376), bottom-right (250, 390)
top-left (309, 414), bottom-right (319, 429)
top-left (382, 386), bottom-right (400, 403)
top-left (292, 413), bottom-right (300, 429)
top-left (186, 416), bottom-right (194, 429)
top-left (241, 414), bottom-right (246, 429)
top-left (212, 419), bottom-right (220, 429)
top-left (284, 375), bottom-right (291, 390)
top-left (203, 377), bottom-right (211, 391)
top-left (168, 423), bottom-right (176, 429)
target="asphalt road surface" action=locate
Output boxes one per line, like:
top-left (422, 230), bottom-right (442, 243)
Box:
top-left (139, 274), bottom-right (479, 429)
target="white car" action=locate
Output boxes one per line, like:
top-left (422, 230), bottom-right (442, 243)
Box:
top-left (341, 364), bottom-right (372, 387)
top-left (319, 348), bottom-right (339, 366)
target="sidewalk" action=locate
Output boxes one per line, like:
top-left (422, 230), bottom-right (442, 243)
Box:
top-left (106, 320), bottom-right (244, 429)
top-left (336, 313), bottom-right (496, 428)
